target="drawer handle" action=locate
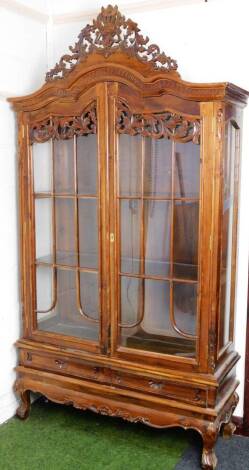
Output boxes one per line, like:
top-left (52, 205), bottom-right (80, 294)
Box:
top-left (26, 352), bottom-right (32, 362)
top-left (93, 367), bottom-right (100, 374)
top-left (55, 359), bottom-right (66, 369)
top-left (149, 381), bottom-right (164, 390)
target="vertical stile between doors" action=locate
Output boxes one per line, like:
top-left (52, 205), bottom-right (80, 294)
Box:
top-left (97, 83), bottom-right (111, 355)
top-left (107, 83), bottom-right (119, 356)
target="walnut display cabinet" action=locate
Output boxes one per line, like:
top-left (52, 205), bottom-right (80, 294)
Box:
top-left (8, 5), bottom-right (249, 469)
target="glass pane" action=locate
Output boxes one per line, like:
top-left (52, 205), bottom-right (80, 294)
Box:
top-left (54, 139), bottom-right (74, 194)
top-left (219, 121), bottom-right (237, 349)
top-left (173, 201), bottom-right (199, 280)
top-left (35, 198), bottom-right (52, 261)
top-left (33, 141), bottom-right (52, 193)
top-left (120, 199), bottom-right (141, 274)
top-left (144, 138), bottom-right (172, 197)
top-left (144, 201), bottom-right (171, 276)
top-left (120, 276), bottom-right (142, 326)
top-left (38, 268), bottom-right (99, 341)
top-left (174, 142), bottom-right (200, 198)
top-left (173, 282), bottom-right (197, 336)
top-left (55, 198), bottom-right (76, 265)
top-left (80, 272), bottom-right (99, 322)
top-left (36, 266), bottom-right (53, 313)
top-left (142, 279), bottom-right (170, 336)
top-left (119, 134), bottom-right (142, 196)
top-left (120, 278), bottom-right (195, 357)
top-left (77, 134), bottom-right (97, 195)
top-left (79, 199), bottom-right (98, 269)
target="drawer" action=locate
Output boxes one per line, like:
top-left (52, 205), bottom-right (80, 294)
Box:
top-left (111, 371), bottom-right (207, 407)
top-left (20, 350), bottom-right (111, 384)
top-left (20, 349), bottom-right (207, 407)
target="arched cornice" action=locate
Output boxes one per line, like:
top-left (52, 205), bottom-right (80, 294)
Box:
top-left (8, 60), bottom-right (248, 112)
top-left (8, 5), bottom-right (248, 110)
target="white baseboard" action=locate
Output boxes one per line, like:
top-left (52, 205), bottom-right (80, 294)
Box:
top-left (0, 392), bottom-right (18, 425)
top-left (0, 390), bottom-right (38, 425)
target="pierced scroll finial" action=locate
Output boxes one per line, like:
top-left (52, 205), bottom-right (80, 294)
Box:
top-left (45, 4), bottom-right (178, 82)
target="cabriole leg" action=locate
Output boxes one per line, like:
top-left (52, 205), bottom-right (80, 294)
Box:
top-left (16, 389), bottom-right (30, 420)
top-left (201, 424), bottom-right (218, 470)
top-left (221, 392), bottom-right (239, 440)
top-left (222, 420), bottom-right (236, 440)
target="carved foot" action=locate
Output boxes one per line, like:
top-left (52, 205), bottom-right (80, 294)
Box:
top-left (201, 424), bottom-right (218, 470)
top-left (16, 390), bottom-right (30, 420)
top-left (222, 421), bottom-right (236, 440)
top-left (201, 448), bottom-right (217, 470)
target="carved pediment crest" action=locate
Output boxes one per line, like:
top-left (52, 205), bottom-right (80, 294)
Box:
top-left (46, 4), bottom-right (178, 82)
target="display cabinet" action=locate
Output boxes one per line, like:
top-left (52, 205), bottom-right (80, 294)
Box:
top-left (8, 5), bottom-right (248, 469)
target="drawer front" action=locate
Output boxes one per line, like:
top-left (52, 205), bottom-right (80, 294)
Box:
top-left (113, 371), bottom-right (207, 406)
top-left (20, 349), bottom-right (207, 407)
top-left (20, 350), bottom-right (111, 384)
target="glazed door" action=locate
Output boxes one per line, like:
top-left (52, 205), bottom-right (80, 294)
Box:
top-left (30, 93), bottom-right (107, 354)
top-left (111, 99), bottom-right (201, 367)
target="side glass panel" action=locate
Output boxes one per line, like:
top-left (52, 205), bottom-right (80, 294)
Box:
top-left (118, 133), bottom-right (200, 358)
top-left (33, 122), bottom-right (100, 343)
top-left (219, 120), bottom-right (239, 351)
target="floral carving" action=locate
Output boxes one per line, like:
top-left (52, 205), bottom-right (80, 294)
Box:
top-left (30, 105), bottom-right (97, 143)
top-left (216, 108), bottom-right (223, 141)
top-left (89, 405), bottom-right (150, 425)
top-left (45, 5), bottom-right (178, 82)
top-left (116, 101), bottom-right (200, 144)
top-left (208, 328), bottom-right (216, 372)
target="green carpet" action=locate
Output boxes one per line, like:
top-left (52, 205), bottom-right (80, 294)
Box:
top-left (0, 398), bottom-right (188, 470)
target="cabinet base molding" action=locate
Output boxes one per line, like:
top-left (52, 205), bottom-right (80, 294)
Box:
top-left (15, 368), bottom-right (239, 470)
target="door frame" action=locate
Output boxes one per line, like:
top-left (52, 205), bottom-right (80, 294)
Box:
top-left (24, 85), bottom-right (110, 356)
top-left (109, 89), bottom-right (213, 374)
